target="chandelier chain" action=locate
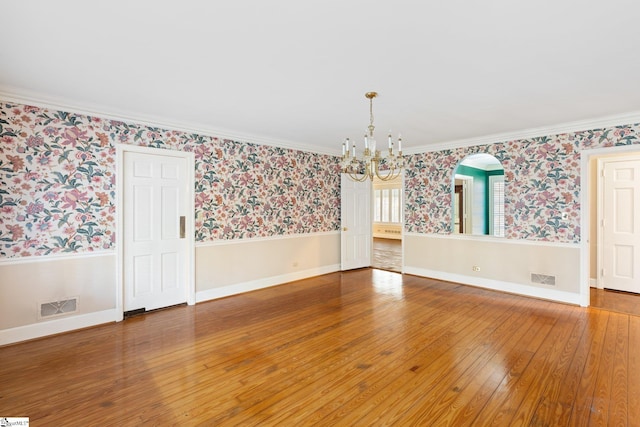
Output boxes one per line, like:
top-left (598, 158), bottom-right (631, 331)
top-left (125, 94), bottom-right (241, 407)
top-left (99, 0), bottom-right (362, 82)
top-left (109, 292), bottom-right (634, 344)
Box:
top-left (369, 96), bottom-right (375, 136)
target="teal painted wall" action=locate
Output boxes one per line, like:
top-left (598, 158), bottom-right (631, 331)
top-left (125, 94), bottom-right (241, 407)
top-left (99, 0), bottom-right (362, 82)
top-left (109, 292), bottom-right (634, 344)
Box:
top-left (455, 165), bottom-right (504, 234)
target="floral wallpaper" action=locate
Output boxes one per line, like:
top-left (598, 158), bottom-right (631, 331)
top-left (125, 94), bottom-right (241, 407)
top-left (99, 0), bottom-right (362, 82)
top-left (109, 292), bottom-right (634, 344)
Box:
top-left (3, 99), bottom-right (640, 259)
top-left (405, 124), bottom-right (640, 242)
top-left (0, 101), bottom-right (341, 258)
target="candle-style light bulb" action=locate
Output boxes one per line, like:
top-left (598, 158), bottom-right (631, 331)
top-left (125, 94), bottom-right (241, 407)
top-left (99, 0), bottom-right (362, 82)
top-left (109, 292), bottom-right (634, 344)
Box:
top-left (398, 135), bottom-right (402, 152)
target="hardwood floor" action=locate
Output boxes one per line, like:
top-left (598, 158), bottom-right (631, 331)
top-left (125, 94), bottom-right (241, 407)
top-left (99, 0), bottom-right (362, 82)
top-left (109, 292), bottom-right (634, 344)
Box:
top-left (591, 287), bottom-right (640, 317)
top-left (1, 269), bottom-right (638, 426)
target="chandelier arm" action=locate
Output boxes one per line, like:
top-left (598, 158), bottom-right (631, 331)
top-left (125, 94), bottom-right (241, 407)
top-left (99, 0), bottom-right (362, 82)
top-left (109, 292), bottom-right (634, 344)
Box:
top-left (342, 158), bottom-right (370, 181)
top-left (344, 171), bottom-right (370, 182)
top-left (341, 91), bottom-right (404, 181)
top-left (373, 156), bottom-right (403, 181)
top-left (376, 169), bottom-right (402, 181)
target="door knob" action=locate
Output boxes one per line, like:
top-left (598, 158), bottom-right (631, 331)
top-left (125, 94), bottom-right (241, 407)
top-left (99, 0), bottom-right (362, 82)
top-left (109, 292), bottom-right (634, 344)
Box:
top-left (343, 227), bottom-right (348, 231)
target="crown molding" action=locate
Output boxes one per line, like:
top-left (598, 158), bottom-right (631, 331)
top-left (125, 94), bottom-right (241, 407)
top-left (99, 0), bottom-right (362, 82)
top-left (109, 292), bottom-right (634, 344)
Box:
top-left (4, 86), bottom-right (640, 158)
top-left (404, 111), bottom-right (640, 155)
top-left (0, 87), bottom-right (336, 156)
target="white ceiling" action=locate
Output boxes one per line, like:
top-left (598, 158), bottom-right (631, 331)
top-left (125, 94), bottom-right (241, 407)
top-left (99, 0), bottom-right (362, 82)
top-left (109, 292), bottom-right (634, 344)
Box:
top-left (2, 0), bottom-right (640, 155)
top-left (460, 153), bottom-right (502, 171)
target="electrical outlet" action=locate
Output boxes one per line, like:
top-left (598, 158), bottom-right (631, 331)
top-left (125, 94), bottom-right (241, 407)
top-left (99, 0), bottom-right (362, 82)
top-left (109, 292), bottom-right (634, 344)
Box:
top-left (472, 266), bottom-right (480, 272)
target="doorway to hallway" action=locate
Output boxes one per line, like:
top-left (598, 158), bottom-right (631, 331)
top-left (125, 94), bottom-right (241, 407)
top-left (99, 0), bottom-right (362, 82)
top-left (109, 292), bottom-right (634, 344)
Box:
top-left (371, 173), bottom-right (403, 273)
top-left (585, 146), bottom-right (640, 311)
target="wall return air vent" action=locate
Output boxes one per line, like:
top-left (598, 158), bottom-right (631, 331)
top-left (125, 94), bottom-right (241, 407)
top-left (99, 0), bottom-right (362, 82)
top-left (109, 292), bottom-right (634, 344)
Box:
top-left (530, 273), bottom-right (556, 286)
top-left (39, 297), bottom-right (78, 319)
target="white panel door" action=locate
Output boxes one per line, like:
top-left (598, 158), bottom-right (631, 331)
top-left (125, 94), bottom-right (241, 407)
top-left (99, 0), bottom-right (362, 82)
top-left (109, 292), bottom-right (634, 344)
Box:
top-left (602, 159), bottom-right (640, 294)
top-left (341, 174), bottom-right (372, 270)
top-left (124, 151), bottom-right (189, 311)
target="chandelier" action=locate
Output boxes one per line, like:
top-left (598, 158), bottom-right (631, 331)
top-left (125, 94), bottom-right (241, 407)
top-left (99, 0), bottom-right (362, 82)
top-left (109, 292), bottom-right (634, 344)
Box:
top-left (340, 91), bottom-right (404, 182)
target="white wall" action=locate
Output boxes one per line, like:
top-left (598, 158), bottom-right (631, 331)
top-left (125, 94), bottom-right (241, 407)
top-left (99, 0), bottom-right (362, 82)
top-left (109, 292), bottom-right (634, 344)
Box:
top-left (404, 233), bottom-right (581, 305)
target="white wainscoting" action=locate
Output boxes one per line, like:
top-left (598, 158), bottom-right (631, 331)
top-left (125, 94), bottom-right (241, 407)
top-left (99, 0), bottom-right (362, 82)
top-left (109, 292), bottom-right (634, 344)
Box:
top-left (403, 233), bottom-right (584, 306)
top-left (195, 231), bottom-right (341, 301)
top-left (0, 252), bottom-right (117, 345)
top-left (0, 232), bottom-right (342, 345)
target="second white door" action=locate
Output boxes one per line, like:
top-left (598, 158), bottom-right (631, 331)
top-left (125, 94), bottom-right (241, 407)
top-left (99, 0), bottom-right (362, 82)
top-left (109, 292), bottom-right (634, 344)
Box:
top-left (602, 158), bottom-right (640, 294)
top-left (341, 174), bottom-right (372, 270)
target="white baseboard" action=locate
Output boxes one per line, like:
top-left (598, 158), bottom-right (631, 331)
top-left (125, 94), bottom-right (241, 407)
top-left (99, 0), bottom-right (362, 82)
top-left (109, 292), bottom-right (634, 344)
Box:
top-left (1, 265), bottom-right (341, 346)
top-left (404, 266), bottom-right (584, 306)
top-left (0, 309), bottom-right (117, 346)
top-left (196, 264), bottom-right (340, 303)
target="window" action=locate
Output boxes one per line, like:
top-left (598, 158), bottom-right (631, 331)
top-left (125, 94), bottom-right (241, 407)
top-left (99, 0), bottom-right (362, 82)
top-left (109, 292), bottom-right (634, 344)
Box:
top-left (373, 187), bottom-right (402, 224)
top-left (391, 188), bottom-right (400, 223)
top-left (374, 190), bottom-right (382, 222)
top-left (489, 175), bottom-right (505, 237)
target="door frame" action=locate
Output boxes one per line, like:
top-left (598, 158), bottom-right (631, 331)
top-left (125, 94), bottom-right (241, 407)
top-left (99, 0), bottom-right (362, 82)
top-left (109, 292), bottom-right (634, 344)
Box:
top-left (115, 144), bottom-right (196, 321)
top-left (581, 144), bottom-right (640, 307)
top-left (453, 175), bottom-right (473, 234)
top-left (595, 151), bottom-right (640, 290)
top-left (372, 171), bottom-right (405, 272)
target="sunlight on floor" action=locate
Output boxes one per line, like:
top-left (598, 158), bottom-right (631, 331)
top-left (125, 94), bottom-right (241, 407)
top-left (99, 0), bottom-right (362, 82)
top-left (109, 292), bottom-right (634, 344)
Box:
top-left (372, 269), bottom-right (404, 300)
